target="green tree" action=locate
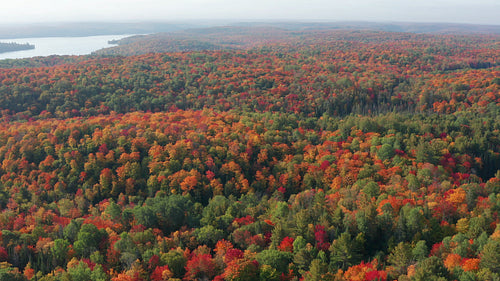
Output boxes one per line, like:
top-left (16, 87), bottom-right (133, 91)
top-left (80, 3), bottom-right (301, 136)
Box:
top-left (293, 244), bottom-right (317, 275)
top-left (412, 256), bottom-right (449, 281)
top-left (74, 224), bottom-right (106, 258)
top-left (147, 194), bottom-right (196, 233)
top-left (378, 143), bottom-right (395, 160)
top-left (256, 249), bottom-right (293, 273)
top-left (90, 251), bottom-right (105, 265)
top-left (161, 249), bottom-right (187, 278)
top-left (388, 242), bottom-right (413, 277)
top-left (467, 216), bottom-right (488, 239)
top-left (293, 236), bottom-right (307, 253)
top-left (91, 264), bottom-right (108, 281)
top-left (132, 205), bottom-right (158, 228)
top-left (412, 240), bottom-right (428, 262)
top-left (259, 264), bottom-right (280, 281)
top-left (67, 261), bottom-right (92, 281)
top-left (63, 220), bottom-right (81, 242)
top-left (194, 225), bottom-right (224, 247)
top-left (104, 200), bottom-right (122, 220)
top-left (303, 259), bottom-right (328, 281)
top-left (201, 195), bottom-right (232, 229)
top-left (114, 233), bottom-right (139, 269)
top-left (480, 239), bottom-right (500, 273)
top-left (363, 181), bottom-right (380, 198)
top-left (329, 232), bottom-right (364, 271)
top-left (355, 204), bottom-right (379, 254)
top-left (51, 239), bottom-right (70, 267)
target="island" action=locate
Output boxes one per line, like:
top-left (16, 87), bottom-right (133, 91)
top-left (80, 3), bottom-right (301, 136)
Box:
top-left (0, 42), bottom-right (35, 54)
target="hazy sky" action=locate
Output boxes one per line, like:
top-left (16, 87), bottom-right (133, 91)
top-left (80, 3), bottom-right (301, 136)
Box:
top-left (2, 0), bottom-right (499, 25)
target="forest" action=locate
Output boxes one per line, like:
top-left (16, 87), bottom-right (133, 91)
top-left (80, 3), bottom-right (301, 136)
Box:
top-left (0, 28), bottom-right (498, 281)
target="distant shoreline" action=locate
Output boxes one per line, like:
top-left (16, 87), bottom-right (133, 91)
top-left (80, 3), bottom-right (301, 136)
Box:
top-left (0, 34), bottom-right (134, 60)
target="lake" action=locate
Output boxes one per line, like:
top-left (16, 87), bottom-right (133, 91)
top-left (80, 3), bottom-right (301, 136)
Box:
top-left (0, 34), bottom-right (135, 60)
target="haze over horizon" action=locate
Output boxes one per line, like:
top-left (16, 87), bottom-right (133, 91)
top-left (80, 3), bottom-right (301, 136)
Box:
top-left (2, 0), bottom-right (499, 26)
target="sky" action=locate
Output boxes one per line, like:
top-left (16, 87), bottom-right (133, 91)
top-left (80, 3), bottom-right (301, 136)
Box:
top-left (2, 0), bottom-right (499, 25)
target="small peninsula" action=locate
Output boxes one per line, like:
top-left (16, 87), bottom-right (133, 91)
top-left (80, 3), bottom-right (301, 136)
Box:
top-left (0, 42), bottom-right (35, 54)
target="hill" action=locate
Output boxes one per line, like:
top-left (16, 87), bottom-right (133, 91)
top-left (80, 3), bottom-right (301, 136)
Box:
top-left (93, 23), bottom-right (500, 56)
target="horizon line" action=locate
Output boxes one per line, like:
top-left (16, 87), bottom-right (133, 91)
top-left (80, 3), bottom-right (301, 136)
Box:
top-left (0, 19), bottom-right (499, 27)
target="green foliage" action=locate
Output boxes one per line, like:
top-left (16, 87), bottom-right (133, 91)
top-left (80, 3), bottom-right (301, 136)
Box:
top-left (67, 262), bottom-right (92, 281)
top-left (201, 195), bottom-right (233, 229)
top-left (63, 220), bottom-right (81, 242)
top-left (293, 236), bottom-right (307, 253)
top-left (132, 205), bottom-right (158, 228)
top-left (412, 240), bottom-right (428, 261)
top-left (90, 264), bottom-right (108, 281)
top-left (74, 224), bottom-right (106, 258)
top-left (362, 181), bottom-right (380, 198)
top-left (145, 194), bottom-right (197, 233)
top-left (194, 225), bottom-right (224, 247)
top-left (378, 144), bottom-right (395, 160)
top-left (161, 249), bottom-right (187, 278)
top-left (51, 239), bottom-right (70, 266)
top-left (259, 264), bottom-right (280, 281)
top-left (480, 239), bottom-right (500, 273)
top-left (329, 232), bottom-right (364, 271)
top-left (303, 259), bottom-right (328, 281)
top-left (0, 265), bottom-right (26, 281)
top-left (388, 242), bottom-right (413, 276)
top-left (412, 256), bottom-right (449, 281)
top-left (256, 249), bottom-right (293, 273)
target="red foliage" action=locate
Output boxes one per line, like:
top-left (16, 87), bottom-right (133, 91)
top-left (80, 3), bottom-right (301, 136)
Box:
top-left (232, 215), bottom-right (255, 227)
top-left (278, 236), bottom-right (294, 252)
top-left (81, 258), bottom-right (96, 271)
top-left (148, 255), bottom-right (160, 269)
top-left (314, 225), bottom-right (330, 251)
top-left (184, 253), bottom-right (217, 281)
top-left (0, 247), bottom-right (8, 261)
top-left (365, 270), bottom-right (387, 281)
top-left (224, 248), bottom-right (244, 264)
top-left (151, 265), bottom-right (171, 281)
top-left (320, 160), bottom-right (331, 171)
top-left (430, 242), bottom-right (444, 257)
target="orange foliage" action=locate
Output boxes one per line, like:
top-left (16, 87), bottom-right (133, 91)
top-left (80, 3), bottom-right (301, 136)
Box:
top-left (444, 253), bottom-right (462, 271)
top-left (461, 258), bottom-right (480, 272)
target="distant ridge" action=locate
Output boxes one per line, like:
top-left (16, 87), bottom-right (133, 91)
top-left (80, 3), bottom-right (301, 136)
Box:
top-left (0, 21), bottom-right (498, 40)
top-left (92, 24), bottom-right (500, 56)
top-left (0, 22), bottom-right (197, 39)
top-left (232, 21), bottom-right (500, 34)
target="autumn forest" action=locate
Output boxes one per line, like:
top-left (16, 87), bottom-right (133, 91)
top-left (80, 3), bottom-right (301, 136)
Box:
top-left (0, 27), bottom-right (499, 281)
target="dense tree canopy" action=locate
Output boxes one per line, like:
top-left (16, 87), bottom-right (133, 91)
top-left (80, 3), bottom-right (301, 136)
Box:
top-left (0, 29), bottom-right (498, 280)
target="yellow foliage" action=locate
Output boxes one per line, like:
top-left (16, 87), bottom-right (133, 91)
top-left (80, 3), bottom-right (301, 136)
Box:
top-left (447, 188), bottom-right (466, 206)
top-left (456, 218), bottom-right (469, 234)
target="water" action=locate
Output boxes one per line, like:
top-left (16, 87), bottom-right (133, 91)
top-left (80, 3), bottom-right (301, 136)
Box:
top-left (0, 34), bottom-right (134, 60)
